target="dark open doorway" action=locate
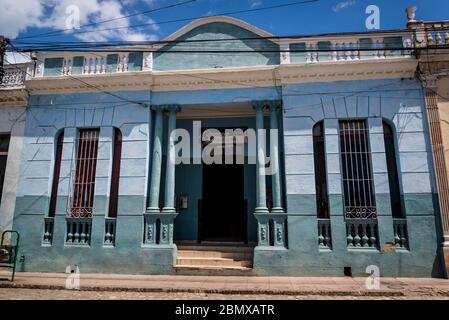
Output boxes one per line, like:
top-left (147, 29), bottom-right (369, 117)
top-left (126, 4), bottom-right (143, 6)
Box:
top-left (198, 127), bottom-right (247, 243)
top-left (199, 163), bottom-right (246, 242)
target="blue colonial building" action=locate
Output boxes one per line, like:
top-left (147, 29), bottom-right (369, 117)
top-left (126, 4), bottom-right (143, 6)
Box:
top-left (5, 16), bottom-right (445, 277)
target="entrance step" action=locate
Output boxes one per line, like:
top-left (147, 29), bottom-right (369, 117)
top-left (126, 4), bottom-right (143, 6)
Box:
top-left (174, 265), bottom-right (253, 276)
top-left (175, 243), bottom-right (254, 275)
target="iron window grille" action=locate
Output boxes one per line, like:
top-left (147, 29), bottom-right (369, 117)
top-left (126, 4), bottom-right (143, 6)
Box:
top-left (69, 129), bottom-right (100, 218)
top-left (339, 120), bottom-right (377, 219)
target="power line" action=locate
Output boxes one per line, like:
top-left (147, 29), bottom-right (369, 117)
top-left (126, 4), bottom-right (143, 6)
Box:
top-left (12, 0), bottom-right (320, 41)
top-left (11, 28), bottom-right (417, 47)
top-left (14, 0), bottom-right (198, 40)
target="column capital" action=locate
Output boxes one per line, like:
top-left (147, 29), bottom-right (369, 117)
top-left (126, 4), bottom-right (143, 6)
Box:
top-left (252, 100), bottom-right (282, 110)
top-left (151, 104), bottom-right (180, 112)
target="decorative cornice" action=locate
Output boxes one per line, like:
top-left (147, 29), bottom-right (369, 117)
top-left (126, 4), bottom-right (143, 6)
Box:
top-left (0, 87), bottom-right (29, 106)
top-left (25, 71), bottom-right (153, 95)
top-left (22, 58), bottom-right (418, 95)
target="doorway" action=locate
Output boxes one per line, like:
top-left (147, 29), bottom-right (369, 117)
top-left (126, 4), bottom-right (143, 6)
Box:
top-left (199, 162), bottom-right (246, 243)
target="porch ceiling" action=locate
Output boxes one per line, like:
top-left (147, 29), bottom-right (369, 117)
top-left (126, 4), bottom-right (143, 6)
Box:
top-left (176, 102), bottom-right (261, 119)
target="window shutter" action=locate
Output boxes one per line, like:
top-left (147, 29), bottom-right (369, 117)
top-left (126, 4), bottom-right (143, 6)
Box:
top-left (289, 43), bottom-right (307, 63)
top-left (43, 58), bottom-right (64, 76)
top-left (384, 37), bottom-right (403, 57)
top-left (128, 52), bottom-right (143, 71)
top-left (359, 38), bottom-right (374, 59)
top-left (72, 56), bottom-right (84, 75)
top-left (106, 54), bottom-right (119, 73)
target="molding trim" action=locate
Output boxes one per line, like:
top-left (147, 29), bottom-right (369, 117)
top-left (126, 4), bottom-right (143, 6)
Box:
top-left (161, 16), bottom-right (275, 45)
top-left (24, 58), bottom-right (418, 95)
top-left (0, 88), bottom-right (29, 106)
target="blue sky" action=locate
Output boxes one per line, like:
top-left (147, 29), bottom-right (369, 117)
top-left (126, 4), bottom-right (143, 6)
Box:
top-left (1, 0), bottom-right (448, 44)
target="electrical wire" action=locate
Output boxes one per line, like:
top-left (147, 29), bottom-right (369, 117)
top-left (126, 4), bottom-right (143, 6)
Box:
top-left (14, 0), bottom-right (198, 40)
top-left (12, 0), bottom-right (320, 41)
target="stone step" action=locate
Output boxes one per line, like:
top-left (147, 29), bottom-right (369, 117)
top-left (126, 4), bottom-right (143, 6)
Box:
top-left (174, 265), bottom-right (254, 276)
top-left (176, 257), bottom-right (253, 268)
top-left (177, 250), bottom-right (253, 259)
top-left (176, 245), bottom-right (255, 253)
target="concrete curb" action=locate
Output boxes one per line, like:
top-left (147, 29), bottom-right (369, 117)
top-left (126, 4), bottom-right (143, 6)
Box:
top-left (0, 282), bottom-right (405, 297)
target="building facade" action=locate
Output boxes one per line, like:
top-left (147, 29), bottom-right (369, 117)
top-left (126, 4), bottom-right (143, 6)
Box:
top-left (3, 16), bottom-right (446, 277)
top-left (0, 62), bottom-right (29, 240)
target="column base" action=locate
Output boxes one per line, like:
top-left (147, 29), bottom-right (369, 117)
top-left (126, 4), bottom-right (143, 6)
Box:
top-left (146, 207), bottom-right (161, 214)
top-left (270, 207), bottom-right (285, 214)
top-left (254, 207), bottom-right (269, 214)
top-left (162, 207), bottom-right (176, 214)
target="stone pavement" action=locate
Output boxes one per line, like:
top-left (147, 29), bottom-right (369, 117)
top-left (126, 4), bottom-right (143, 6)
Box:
top-left (1, 271), bottom-right (449, 298)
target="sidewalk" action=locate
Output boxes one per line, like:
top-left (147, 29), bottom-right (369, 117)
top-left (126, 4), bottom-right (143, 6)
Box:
top-left (1, 272), bottom-right (449, 298)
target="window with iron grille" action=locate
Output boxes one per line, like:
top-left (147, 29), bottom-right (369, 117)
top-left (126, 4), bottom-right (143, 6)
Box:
top-left (48, 131), bottom-right (64, 217)
top-left (0, 134), bottom-right (10, 205)
top-left (70, 129), bottom-right (100, 218)
top-left (339, 120), bottom-right (377, 219)
top-left (313, 121), bottom-right (329, 219)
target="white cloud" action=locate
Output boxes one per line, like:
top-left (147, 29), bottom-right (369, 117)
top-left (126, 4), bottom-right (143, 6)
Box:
top-left (0, 0), bottom-right (160, 41)
top-left (0, 0), bottom-right (45, 38)
top-left (5, 52), bottom-right (31, 64)
top-left (332, 0), bottom-right (356, 13)
top-left (249, 0), bottom-right (262, 9)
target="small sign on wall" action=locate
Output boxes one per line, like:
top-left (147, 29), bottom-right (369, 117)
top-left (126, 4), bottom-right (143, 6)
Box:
top-left (179, 194), bottom-right (188, 209)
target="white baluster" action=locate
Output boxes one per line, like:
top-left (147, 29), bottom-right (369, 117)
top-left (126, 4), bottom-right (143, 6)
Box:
top-left (352, 40), bottom-right (360, 60)
top-left (344, 40), bottom-right (351, 61)
top-left (375, 39), bottom-right (383, 58)
top-left (123, 55), bottom-right (128, 72)
top-left (331, 41), bottom-right (338, 61)
top-left (63, 58), bottom-right (68, 75)
top-left (426, 29), bottom-right (434, 45)
top-left (88, 57), bottom-right (93, 74)
top-left (444, 27), bottom-right (449, 44)
top-left (101, 57), bottom-right (106, 73)
top-left (435, 26), bottom-right (443, 45)
top-left (83, 58), bottom-right (89, 74)
top-left (95, 57), bottom-right (101, 74)
top-left (306, 44), bottom-right (312, 63)
top-left (118, 55), bottom-right (123, 72)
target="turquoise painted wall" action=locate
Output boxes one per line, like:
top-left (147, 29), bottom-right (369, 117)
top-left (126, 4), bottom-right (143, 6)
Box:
top-left (10, 79), bottom-right (444, 277)
top-left (153, 22), bottom-right (280, 71)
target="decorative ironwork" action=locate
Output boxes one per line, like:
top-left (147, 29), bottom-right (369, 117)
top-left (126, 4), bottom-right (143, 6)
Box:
top-left (69, 129), bottom-right (100, 218)
top-left (344, 206), bottom-right (377, 219)
top-left (339, 121), bottom-right (377, 219)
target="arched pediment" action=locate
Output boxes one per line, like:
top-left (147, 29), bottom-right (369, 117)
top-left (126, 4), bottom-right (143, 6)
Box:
top-left (153, 16), bottom-right (280, 71)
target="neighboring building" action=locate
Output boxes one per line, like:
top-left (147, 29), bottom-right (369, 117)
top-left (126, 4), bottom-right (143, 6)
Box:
top-left (6, 16), bottom-right (445, 277)
top-left (0, 62), bottom-right (30, 238)
top-left (407, 7), bottom-right (449, 278)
